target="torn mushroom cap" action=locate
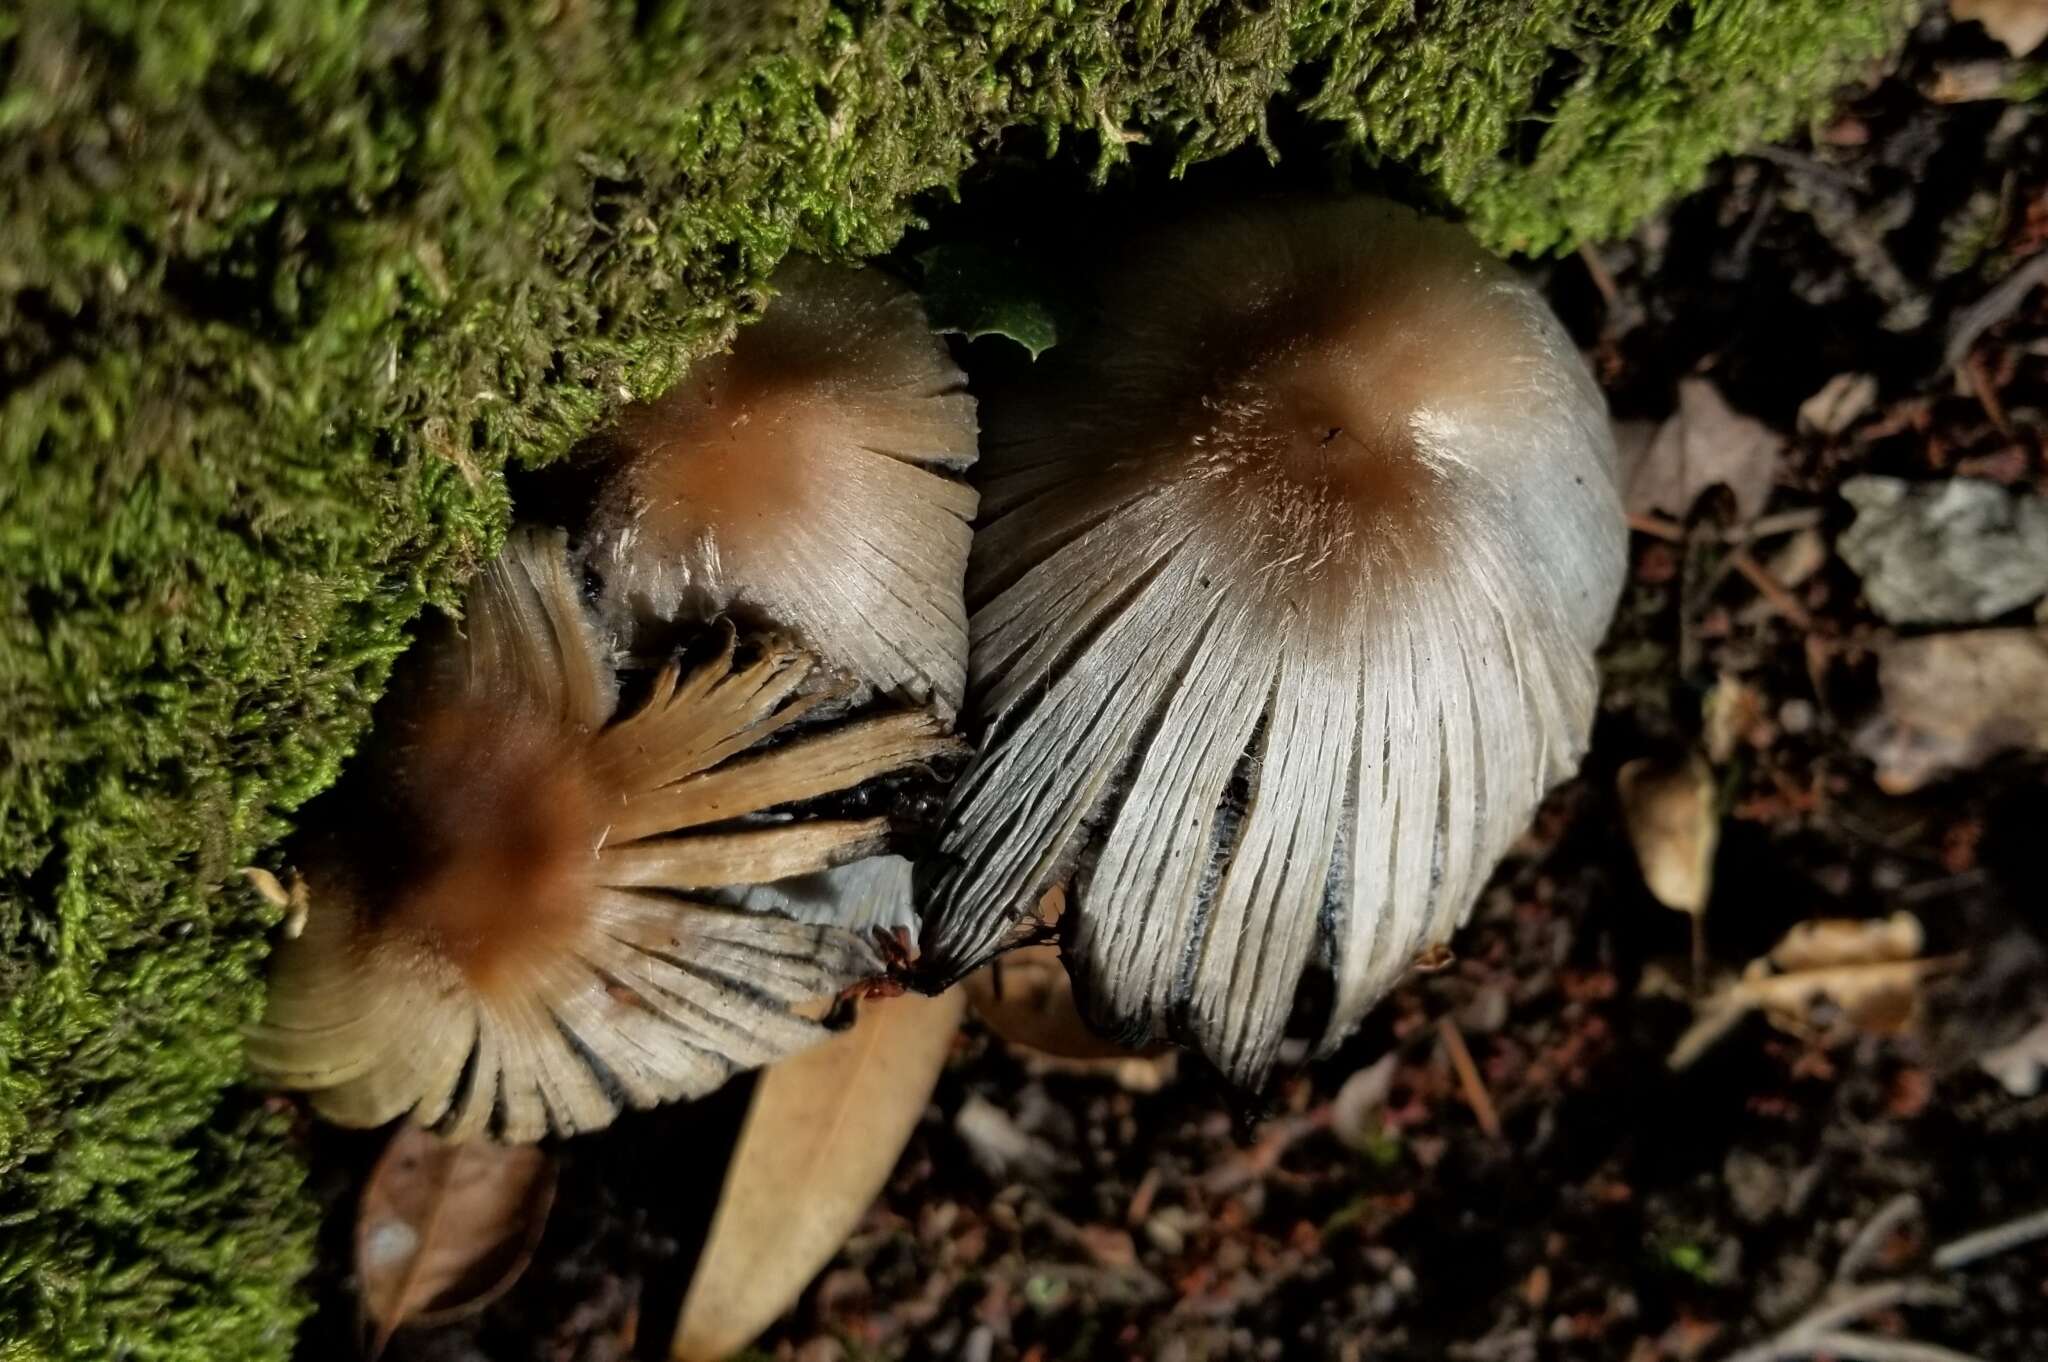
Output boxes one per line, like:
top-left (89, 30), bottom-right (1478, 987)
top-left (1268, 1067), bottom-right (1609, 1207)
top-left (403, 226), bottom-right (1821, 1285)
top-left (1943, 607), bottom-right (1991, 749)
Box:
top-left (246, 528), bottom-right (964, 1143)
top-left (920, 197), bottom-right (1626, 1085)
top-left (586, 257), bottom-right (980, 718)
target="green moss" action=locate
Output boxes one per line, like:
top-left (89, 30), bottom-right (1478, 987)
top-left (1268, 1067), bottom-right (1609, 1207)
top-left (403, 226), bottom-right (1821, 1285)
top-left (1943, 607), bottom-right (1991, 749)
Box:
top-left (0, 1), bottom-right (1913, 1356)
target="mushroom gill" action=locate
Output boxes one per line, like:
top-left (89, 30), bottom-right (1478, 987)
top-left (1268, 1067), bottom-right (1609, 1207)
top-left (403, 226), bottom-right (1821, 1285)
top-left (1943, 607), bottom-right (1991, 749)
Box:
top-left (247, 528), bottom-right (964, 1142)
top-left (585, 257), bottom-right (980, 717)
top-left (918, 198), bottom-right (1626, 1084)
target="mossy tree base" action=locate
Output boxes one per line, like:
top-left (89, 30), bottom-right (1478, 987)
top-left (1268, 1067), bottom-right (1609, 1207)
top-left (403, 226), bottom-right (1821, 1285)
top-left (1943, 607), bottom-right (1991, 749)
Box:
top-left (0, 2), bottom-right (1913, 1357)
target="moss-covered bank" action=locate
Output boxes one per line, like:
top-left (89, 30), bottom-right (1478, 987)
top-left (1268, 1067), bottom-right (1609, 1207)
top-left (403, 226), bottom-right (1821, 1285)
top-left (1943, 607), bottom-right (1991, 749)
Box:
top-left (0, 2), bottom-right (1913, 1357)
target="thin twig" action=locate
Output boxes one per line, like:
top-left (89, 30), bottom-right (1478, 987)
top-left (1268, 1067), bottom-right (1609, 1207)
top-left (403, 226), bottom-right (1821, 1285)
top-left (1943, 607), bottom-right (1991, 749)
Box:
top-left (1962, 351), bottom-right (2013, 436)
top-left (1804, 1333), bottom-right (1987, 1362)
top-left (1437, 1016), bottom-right (1502, 1139)
top-left (1794, 1279), bottom-right (1960, 1337)
top-left (1838, 1193), bottom-right (1922, 1283)
top-left (1628, 510), bottom-right (1686, 541)
top-left (1934, 1205), bottom-right (2048, 1270)
top-left (1578, 243), bottom-right (1621, 309)
top-left (1715, 1270), bottom-right (1962, 1362)
top-left (1945, 249), bottom-right (2048, 371)
top-left (1729, 547), bottom-right (1814, 629)
top-left (1732, 507), bottom-right (1827, 544)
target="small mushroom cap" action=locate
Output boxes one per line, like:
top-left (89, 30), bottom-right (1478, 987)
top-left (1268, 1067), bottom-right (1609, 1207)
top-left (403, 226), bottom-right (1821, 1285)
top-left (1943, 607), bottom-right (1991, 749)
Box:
top-left (587, 257), bottom-right (980, 716)
top-left (247, 528), bottom-right (964, 1142)
top-left (919, 198), bottom-right (1626, 1084)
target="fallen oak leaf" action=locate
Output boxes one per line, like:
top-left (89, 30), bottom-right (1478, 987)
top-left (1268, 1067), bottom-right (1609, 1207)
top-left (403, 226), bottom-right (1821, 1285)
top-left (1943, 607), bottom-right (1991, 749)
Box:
top-left (356, 1122), bottom-right (556, 1355)
top-left (672, 987), bottom-right (965, 1361)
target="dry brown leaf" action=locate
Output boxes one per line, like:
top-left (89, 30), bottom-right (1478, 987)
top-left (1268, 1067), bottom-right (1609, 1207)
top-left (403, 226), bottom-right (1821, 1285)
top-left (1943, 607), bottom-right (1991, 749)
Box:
top-left (1625, 378), bottom-right (1783, 526)
top-left (356, 1122), bottom-right (556, 1352)
top-left (673, 987), bottom-right (966, 1361)
top-left (958, 887), bottom-right (1172, 1089)
top-left (1618, 753), bottom-right (1719, 916)
top-left (1669, 912), bottom-right (1951, 1069)
top-left (1952, 0), bottom-right (2048, 54)
top-left (964, 944), bottom-right (1144, 1062)
top-left (1854, 628), bottom-right (2048, 793)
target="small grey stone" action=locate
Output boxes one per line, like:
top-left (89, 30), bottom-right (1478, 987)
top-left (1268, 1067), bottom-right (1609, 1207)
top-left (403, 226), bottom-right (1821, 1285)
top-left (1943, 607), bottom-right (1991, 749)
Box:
top-left (1725, 1149), bottom-right (1787, 1224)
top-left (1839, 476), bottom-right (2048, 624)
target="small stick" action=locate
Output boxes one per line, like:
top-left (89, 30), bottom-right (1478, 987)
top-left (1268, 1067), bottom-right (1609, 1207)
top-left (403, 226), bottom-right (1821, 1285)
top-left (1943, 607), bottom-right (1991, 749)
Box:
top-left (1962, 352), bottom-right (2012, 436)
top-left (1715, 1281), bottom-right (1963, 1362)
top-left (1729, 507), bottom-right (1826, 544)
top-left (1801, 1333), bottom-right (1987, 1362)
top-left (1728, 546), bottom-right (1814, 629)
top-left (1837, 1193), bottom-right (1921, 1283)
top-left (1627, 510), bottom-right (1687, 541)
top-left (1578, 243), bottom-right (1621, 309)
top-left (1437, 1017), bottom-right (1502, 1140)
top-left (1933, 1204), bottom-right (2048, 1270)
top-left (1945, 250), bottom-right (2048, 372)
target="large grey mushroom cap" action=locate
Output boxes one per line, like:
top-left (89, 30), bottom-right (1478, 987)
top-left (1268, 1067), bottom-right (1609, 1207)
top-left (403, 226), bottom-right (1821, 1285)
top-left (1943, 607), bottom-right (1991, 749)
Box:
top-left (919, 198), bottom-right (1626, 1084)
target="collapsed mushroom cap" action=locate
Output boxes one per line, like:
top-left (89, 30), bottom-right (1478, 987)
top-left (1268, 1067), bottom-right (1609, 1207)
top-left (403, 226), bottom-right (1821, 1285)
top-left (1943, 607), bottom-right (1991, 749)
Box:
top-left (919, 197), bottom-right (1626, 1084)
top-left (586, 257), bottom-right (980, 717)
top-left (247, 528), bottom-right (964, 1142)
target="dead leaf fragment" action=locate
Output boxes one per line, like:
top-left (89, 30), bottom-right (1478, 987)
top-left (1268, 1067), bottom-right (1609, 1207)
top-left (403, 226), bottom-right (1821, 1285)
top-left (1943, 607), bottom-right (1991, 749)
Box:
top-left (1669, 912), bottom-right (1950, 1069)
top-left (1702, 675), bottom-right (1764, 765)
top-left (1619, 753), bottom-right (1720, 915)
top-left (1928, 58), bottom-right (2020, 103)
top-left (1797, 373), bottom-right (1879, 436)
top-left (1330, 1051), bottom-right (1399, 1153)
top-left (1952, 0), bottom-right (2048, 55)
top-left (674, 988), bottom-right (965, 1361)
top-left (1770, 912), bottom-right (1924, 972)
top-left (1979, 1016), bottom-right (2048, 1096)
top-left (357, 1123), bottom-right (556, 1350)
top-left (965, 944), bottom-right (1144, 1062)
top-left (954, 1091), bottom-right (1077, 1183)
top-left (1626, 379), bottom-right (1784, 527)
top-left (1854, 628), bottom-right (2048, 793)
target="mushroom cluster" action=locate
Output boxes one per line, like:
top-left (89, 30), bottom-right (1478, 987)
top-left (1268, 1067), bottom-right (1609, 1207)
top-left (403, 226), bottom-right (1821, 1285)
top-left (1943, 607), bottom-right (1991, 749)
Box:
top-left (252, 259), bottom-right (978, 1141)
top-left (254, 196), bottom-right (1627, 1137)
top-left (916, 198), bottom-right (1625, 1083)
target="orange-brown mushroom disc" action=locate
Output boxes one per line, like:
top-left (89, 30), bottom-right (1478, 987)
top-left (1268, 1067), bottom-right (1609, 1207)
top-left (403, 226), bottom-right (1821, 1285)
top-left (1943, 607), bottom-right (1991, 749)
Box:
top-left (587, 257), bottom-right (979, 717)
top-left (247, 528), bottom-right (964, 1142)
top-left (919, 198), bottom-right (1626, 1085)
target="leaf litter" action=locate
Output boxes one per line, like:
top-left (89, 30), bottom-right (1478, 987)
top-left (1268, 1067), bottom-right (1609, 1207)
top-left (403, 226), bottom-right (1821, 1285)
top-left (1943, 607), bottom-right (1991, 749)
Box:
top-left (672, 988), bottom-right (965, 1361)
top-left (356, 1123), bottom-right (557, 1354)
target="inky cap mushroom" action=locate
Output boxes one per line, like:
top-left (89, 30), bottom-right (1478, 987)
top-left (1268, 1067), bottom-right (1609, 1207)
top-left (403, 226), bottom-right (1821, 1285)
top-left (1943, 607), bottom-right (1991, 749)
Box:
top-left (585, 258), bottom-right (980, 717)
top-left (247, 528), bottom-right (963, 1142)
top-left (920, 198), bottom-right (1626, 1084)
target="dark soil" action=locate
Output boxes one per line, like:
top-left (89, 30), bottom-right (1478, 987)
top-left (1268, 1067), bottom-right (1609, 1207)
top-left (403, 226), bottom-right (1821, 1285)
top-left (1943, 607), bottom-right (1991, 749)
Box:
top-left (292, 14), bottom-right (2048, 1362)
